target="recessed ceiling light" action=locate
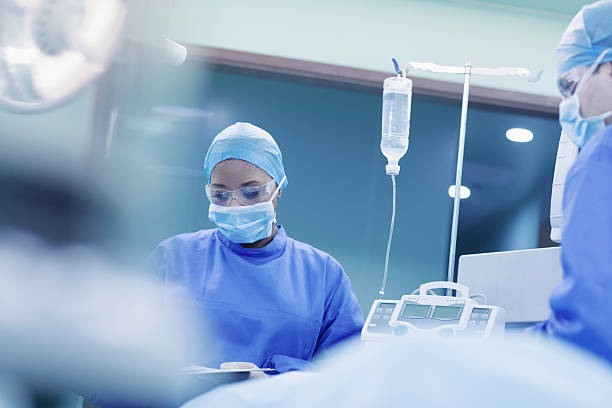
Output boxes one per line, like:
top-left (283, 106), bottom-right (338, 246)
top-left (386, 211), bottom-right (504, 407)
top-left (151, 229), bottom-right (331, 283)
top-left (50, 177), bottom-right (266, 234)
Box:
top-left (448, 185), bottom-right (471, 199)
top-left (506, 128), bottom-right (533, 143)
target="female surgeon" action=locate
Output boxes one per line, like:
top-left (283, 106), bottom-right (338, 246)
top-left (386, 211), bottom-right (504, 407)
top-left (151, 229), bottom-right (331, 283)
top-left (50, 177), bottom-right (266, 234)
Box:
top-left (148, 122), bottom-right (364, 374)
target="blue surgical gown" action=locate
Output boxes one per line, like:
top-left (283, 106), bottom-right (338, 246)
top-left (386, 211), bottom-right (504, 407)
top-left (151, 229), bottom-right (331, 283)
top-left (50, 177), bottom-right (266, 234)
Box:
top-left (535, 124), bottom-right (612, 364)
top-left (148, 225), bottom-right (364, 372)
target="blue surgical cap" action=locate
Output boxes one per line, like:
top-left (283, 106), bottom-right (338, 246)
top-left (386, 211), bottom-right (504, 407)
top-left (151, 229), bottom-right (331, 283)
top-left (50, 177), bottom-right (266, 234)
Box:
top-left (557, 1), bottom-right (612, 75)
top-left (204, 122), bottom-right (287, 190)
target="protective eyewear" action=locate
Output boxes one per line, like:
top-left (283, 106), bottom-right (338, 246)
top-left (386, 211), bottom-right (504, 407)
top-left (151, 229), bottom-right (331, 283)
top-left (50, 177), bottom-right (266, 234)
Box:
top-left (205, 179), bottom-right (277, 206)
top-left (558, 48), bottom-right (612, 99)
top-left (557, 69), bottom-right (582, 99)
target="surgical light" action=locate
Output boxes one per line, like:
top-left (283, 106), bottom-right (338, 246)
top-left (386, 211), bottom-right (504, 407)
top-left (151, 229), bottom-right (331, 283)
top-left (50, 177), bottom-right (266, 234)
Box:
top-left (0, 0), bottom-right (126, 113)
top-left (506, 128), bottom-right (534, 143)
top-left (448, 185), bottom-right (471, 199)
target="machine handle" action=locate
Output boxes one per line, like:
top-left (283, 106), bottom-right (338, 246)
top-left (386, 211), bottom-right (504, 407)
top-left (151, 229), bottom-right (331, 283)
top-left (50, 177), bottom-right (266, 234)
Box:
top-left (419, 281), bottom-right (470, 298)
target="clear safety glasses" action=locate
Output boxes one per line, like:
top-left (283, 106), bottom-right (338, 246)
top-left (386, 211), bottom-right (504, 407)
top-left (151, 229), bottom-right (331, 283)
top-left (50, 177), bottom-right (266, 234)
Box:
top-left (557, 69), bottom-right (582, 99)
top-left (205, 179), bottom-right (277, 206)
top-left (558, 48), bottom-right (612, 99)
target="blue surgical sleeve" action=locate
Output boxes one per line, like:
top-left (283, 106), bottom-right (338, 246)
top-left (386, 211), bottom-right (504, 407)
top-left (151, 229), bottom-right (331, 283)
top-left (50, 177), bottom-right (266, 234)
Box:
top-left (313, 257), bottom-right (364, 355)
top-left (264, 257), bottom-right (364, 373)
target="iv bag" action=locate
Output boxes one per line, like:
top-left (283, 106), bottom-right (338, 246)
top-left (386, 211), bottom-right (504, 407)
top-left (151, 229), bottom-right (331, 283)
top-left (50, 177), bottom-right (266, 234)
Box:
top-left (381, 76), bottom-right (412, 175)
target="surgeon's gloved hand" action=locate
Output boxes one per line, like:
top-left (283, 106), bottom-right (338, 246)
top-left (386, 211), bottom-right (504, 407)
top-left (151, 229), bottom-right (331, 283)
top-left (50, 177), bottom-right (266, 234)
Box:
top-left (219, 362), bottom-right (268, 380)
top-left (262, 355), bottom-right (316, 374)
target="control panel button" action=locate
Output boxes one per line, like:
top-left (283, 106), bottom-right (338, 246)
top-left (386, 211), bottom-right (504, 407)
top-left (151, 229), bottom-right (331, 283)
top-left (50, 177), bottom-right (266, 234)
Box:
top-left (376, 308), bottom-right (383, 313)
top-left (472, 313), bottom-right (479, 319)
top-left (479, 321), bottom-right (486, 326)
top-left (383, 315), bottom-right (390, 320)
top-left (482, 314), bottom-right (489, 320)
top-left (373, 314), bottom-right (380, 320)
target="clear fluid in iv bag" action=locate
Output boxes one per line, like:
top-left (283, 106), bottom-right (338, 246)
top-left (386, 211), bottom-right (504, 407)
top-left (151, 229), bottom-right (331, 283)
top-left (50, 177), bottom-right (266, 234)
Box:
top-left (381, 92), bottom-right (410, 162)
top-left (381, 135), bottom-right (409, 162)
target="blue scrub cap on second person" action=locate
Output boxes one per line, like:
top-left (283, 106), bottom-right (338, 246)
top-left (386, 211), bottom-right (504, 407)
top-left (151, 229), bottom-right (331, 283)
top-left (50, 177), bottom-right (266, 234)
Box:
top-left (204, 122), bottom-right (288, 190)
top-left (557, 1), bottom-right (612, 75)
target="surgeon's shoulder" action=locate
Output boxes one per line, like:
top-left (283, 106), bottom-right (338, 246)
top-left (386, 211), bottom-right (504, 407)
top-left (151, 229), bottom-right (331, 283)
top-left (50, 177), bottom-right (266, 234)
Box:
top-left (567, 127), bottom-right (612, 185)
top-left (288, 237), bottom-right (345, 275)
top-left (154, 229), bottom-right (218, 253)
top-left (578, 125), bottom-right (612, 165)
top-left (598, 124), bottom-right (612, 154)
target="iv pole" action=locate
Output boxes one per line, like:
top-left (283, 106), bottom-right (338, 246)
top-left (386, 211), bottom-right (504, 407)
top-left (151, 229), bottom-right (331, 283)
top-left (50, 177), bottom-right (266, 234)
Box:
top-left (398, 60), bottom-right (542, 295)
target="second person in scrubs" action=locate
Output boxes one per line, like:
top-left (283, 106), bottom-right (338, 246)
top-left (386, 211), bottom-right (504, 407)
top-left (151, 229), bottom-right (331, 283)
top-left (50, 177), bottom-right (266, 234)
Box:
top-left (149, 122), bottom-right (364, 374)
top-left (534, 1), bottom-right (612, 365)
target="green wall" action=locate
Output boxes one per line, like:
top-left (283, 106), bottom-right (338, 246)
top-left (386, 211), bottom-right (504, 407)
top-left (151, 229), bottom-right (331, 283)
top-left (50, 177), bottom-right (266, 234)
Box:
top-left (162, 0), bottom-right (588, 97)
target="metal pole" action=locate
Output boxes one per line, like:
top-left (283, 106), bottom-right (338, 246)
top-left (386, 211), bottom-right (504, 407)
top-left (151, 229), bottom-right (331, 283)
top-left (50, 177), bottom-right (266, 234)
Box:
top-left (446, 62), bottom-right (472, 293)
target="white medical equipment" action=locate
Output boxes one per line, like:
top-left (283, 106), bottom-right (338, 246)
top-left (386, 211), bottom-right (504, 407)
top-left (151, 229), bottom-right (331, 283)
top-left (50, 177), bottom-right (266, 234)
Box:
top-left (362, 281), bottom-right (506, 342)
top-left (550, 131), bottom-right (579, 243)
top-left (458, 247), bottom-right (562, 322)
top-left (370, 60), bottom-right (537, 342)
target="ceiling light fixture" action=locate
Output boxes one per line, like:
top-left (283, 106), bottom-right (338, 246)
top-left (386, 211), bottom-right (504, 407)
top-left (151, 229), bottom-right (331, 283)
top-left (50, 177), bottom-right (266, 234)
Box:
top-left (506, 128), bottom-right (534, 143)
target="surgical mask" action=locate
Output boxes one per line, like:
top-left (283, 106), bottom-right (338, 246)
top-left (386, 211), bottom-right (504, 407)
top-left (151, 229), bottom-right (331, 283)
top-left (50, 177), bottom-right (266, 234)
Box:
top-left (208, 176), bottom-right (286, 244)
top-left (559, 49), bottom-right (612, 148)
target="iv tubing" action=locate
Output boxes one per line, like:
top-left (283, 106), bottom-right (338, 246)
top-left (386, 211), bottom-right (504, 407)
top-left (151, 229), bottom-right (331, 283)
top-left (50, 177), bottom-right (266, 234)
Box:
top-left (379, 174), bottom-right (396, 297)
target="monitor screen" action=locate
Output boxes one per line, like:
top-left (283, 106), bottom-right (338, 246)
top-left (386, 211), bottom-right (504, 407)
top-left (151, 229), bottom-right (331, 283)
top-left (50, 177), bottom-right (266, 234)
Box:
top-left (432, 305), bottom-right (462, 320)
top-left (401, 303), bottom-right (431, 319)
